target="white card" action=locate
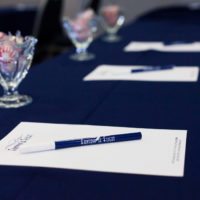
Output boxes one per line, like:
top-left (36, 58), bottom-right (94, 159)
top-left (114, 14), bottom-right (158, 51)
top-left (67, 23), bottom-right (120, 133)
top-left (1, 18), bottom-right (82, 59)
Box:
top-left (84, 65), bottom-right (199, 82)
top-left (0, 122), bottom-right (187, 177)
top-left (124, 41), bottom-right (200, 52)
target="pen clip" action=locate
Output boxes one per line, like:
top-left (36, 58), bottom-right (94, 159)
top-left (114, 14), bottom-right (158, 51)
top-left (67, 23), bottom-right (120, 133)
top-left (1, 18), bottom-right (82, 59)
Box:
top-left (131, 64), bottom-right (175, 73)
top-left (148, 64), bottom-right (174, 70)
top-left (95, 136), bottom-right (101, 142)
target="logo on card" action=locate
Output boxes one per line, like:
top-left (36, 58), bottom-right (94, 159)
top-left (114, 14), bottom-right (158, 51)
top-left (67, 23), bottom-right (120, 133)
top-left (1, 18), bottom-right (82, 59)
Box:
top-left (5, 134), bottom-right (32, 151)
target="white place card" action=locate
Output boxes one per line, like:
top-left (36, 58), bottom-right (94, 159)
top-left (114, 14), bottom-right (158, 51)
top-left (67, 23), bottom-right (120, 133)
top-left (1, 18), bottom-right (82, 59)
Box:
top-left (0, 122), bottom-right (187, 177)
top-left (124, 41), bottom-right (200, 52)
top-left (84, 65), bottom-right (199, 82)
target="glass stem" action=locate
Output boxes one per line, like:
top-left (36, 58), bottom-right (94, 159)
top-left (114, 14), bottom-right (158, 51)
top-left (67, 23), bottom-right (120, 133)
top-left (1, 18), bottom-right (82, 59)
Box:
top-left (109, 32), bottom-right (117, 38)
top-left (76, 47), bottom-right (87, 56)
top-left (4, 86), bottom-right (18, 97)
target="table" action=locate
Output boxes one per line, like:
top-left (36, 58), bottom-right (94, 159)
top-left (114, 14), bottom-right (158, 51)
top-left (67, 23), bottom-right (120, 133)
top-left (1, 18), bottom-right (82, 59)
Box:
top-left (0, 6), bottom-right (200, 200)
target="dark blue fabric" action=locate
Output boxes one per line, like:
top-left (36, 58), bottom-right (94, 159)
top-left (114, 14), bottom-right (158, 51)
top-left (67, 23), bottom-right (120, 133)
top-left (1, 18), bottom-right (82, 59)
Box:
top-left (0, 7), bottom-right (200, 200)
top-left (0, 6), bottom-right (37, 35)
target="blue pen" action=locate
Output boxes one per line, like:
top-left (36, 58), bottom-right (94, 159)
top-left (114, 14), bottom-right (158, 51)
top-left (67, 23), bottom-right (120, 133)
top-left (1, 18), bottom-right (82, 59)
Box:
top-left (19, 132), bottom-right (142, 154)
top-left (131, 65), bottom-right (174, 73)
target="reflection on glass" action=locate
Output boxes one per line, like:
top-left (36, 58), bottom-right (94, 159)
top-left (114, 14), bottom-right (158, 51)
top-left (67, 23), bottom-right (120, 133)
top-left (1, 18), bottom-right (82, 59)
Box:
top-left (100, 4), bottom-right (125, 42)
top-left (0, 31), bottom-right (37, 108)
top-left (62, 9), bottom-right (97, 61)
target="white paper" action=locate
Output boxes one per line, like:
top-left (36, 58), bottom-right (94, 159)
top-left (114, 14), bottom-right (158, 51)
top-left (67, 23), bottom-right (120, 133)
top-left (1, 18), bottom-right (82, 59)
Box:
top-left (84, 65), bottom-right (199, 82)
top-left (124, 41), bottom-right (200, 52)
top-left (0, 122), bottom-right (187, 177)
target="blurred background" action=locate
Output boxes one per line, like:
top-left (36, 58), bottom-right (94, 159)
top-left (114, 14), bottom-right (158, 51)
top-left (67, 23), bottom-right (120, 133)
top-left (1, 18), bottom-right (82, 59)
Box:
top-left (0, 0), bottom-right (199, 63)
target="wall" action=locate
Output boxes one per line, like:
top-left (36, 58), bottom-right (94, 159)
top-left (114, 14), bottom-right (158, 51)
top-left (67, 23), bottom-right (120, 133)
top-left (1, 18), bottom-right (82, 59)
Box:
top-left (0, 0), bottom-right (42, 7)
top-left (0, 0), bottom-right (199, 23)
top-left (62, 0), bottom-right (200, 23)
top-left (109, 0), bottom-right (200, 23)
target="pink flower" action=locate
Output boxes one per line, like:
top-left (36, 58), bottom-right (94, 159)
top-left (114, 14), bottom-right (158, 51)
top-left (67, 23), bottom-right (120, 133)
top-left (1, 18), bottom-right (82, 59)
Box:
top-left (0, 32), bottom-right (5, 38)
top-left (79, 9), bottom-right (94, 22)
top-left (0, 45), bottom-right (16, 63)
top-left (72, 9), bottom-right (94, 31)
top-left (70, 9), bottom-right (95, 41)
top-left (0, 32), bottom-right (7, 40)
top-left (102, 5), bottom-right (120, 26)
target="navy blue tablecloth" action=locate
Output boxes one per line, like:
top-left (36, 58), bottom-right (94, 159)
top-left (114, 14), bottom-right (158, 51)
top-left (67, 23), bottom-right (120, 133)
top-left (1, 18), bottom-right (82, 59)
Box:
top-left (0, 6), bottom-right (37, 35)
top-left (0, 7), bottom-right (200, 200)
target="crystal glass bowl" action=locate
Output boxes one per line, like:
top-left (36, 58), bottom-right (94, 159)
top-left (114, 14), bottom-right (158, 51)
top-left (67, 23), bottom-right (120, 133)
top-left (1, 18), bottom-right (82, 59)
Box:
top-left (0, 32), bottom-right (37, 108)
top-left (100, 4), bottom-right (125, 42)
top-left (62, 9), bottom-right (97, 61)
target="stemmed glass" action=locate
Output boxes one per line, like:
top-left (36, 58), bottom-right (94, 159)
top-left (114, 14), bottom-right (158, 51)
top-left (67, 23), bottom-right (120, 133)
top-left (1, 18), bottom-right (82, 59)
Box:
top-left (62, 9), bottom-right (97, 61)
top-left (0, 31), bottom-right (37, 108)
top-left (99, 4), bottom-right (125, 42)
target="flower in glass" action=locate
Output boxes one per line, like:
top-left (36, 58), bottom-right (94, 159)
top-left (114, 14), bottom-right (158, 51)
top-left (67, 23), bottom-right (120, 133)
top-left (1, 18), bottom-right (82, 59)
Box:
top-left (100, 4), bottom-right (125, 42)
top-left (0, 31), bottom-right (37, 108)
top-left (62, 9), bottom-right (97, 61)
